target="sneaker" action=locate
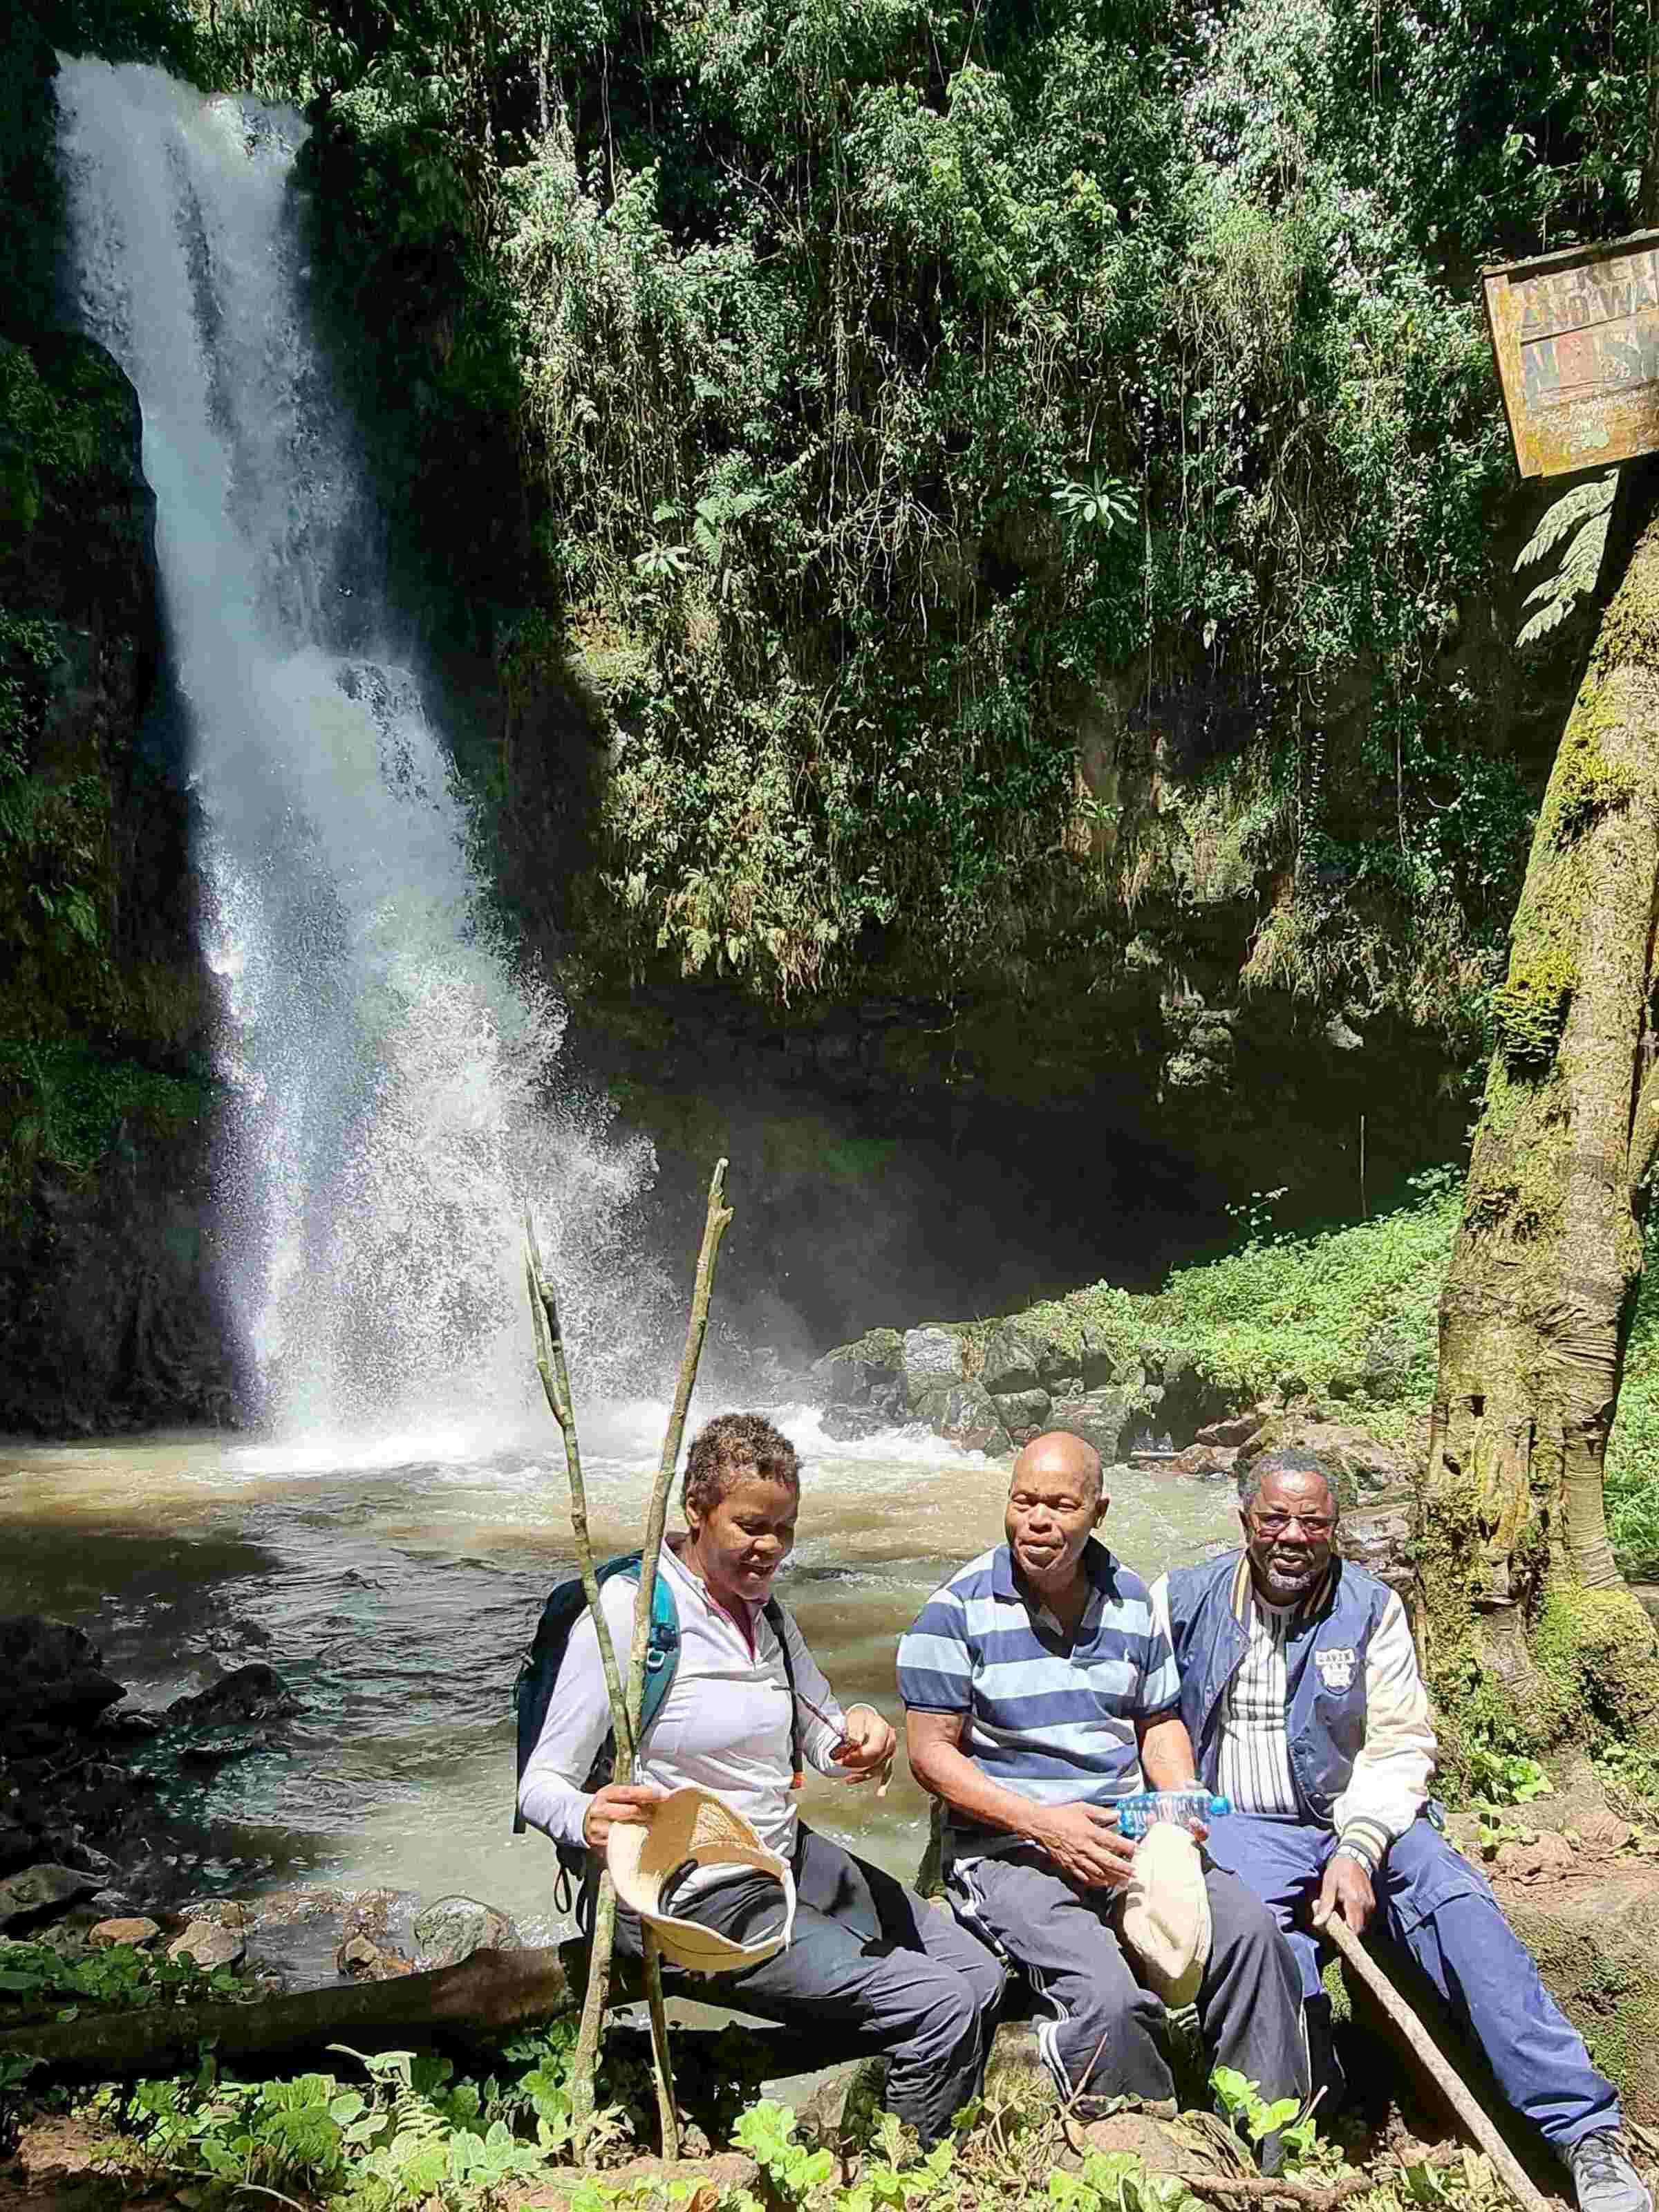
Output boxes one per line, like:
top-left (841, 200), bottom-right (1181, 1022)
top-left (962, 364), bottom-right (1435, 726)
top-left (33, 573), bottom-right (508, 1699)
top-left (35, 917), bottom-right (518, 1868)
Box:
top-left (1569, 2133), bottom-right (1653, 2212)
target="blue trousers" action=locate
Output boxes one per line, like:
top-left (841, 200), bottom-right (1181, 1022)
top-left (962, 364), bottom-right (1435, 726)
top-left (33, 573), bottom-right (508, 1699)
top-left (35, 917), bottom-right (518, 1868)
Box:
top-left (1202, 1814), bottom-right (1618, 2150)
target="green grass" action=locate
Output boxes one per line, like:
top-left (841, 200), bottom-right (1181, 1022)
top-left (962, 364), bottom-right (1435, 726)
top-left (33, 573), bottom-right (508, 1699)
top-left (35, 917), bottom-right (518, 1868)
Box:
top-left (983, 1167), bottom-right (1659, 1578)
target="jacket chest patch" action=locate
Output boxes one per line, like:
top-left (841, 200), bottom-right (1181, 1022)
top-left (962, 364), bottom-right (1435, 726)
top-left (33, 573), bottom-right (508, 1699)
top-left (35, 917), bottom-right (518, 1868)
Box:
top-left (1314, 1645), bottom-right (1357, 1691)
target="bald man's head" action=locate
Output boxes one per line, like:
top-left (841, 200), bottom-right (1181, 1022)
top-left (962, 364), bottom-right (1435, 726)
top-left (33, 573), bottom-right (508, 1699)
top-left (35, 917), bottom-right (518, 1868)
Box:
top-left (1004, 1430), bottom-right (1108, 1597)
top-left (1011, 1429), bottom-right (1104, 1502)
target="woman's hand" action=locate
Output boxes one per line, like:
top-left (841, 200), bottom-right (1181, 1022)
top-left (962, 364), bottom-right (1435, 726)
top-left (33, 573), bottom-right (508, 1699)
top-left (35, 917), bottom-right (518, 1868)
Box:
top-left (582, 1781), bottom-right (664, 1850)
top-left (832, 1705), bottom-right (897, 1797)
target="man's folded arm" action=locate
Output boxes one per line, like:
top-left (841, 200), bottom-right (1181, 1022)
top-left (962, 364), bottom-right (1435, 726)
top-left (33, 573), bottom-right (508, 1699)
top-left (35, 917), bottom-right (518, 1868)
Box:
top-left (1331, 1591), bottom-right (1436, 1871)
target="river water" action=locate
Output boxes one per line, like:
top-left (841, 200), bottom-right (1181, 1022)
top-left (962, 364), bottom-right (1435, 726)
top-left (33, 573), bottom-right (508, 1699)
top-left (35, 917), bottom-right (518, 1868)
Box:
top-left (0, 1412), bottom-right (1237, 1936)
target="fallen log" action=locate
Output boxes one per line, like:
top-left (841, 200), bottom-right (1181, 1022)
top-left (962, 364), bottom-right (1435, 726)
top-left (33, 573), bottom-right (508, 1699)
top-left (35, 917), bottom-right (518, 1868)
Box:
top-left (0, 1943), bottom-right (582, 2080)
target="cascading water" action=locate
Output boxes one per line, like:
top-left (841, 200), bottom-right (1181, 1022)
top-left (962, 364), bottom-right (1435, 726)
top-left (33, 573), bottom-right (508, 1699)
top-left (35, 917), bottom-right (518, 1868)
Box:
top-left (55, 62), bottom-right (666, 1438)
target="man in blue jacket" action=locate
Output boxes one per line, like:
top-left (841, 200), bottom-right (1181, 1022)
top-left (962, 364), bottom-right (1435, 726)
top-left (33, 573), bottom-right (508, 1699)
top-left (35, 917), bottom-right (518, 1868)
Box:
top-left (1150, 1447), bottom-right (1648, 2212)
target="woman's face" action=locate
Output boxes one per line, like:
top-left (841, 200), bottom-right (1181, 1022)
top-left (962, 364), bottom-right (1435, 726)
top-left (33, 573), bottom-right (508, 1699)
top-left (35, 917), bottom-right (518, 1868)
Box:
top-left (686, 1473), bottom-right (798, 1609)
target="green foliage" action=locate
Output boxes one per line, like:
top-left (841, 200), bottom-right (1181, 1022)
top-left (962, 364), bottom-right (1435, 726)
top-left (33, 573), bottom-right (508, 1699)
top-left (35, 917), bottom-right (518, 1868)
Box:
top-left (733, 2098), bottom-right (836, 2197)
top-left (0, 1939), bottom-right (259, 2014)
top-left (1514, 471), bottom-right (1617, 651)
top-left (166, 0), bottom-right (1657, 1024)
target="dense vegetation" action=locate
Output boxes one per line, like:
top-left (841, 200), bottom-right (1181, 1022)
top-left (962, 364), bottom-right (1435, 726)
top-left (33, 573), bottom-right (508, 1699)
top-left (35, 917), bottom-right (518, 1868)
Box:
top-left (0, 1934), bottom-right (1548, 2212)
top-left (15, 0), bottom-right (1646, 1042)
top-left (983, 1170), bottom-right (1659, 1579)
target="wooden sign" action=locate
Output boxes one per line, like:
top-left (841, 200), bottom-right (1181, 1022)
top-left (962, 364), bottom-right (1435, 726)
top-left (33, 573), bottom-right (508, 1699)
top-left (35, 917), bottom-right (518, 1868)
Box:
top-left (1483, 231), bottom-right (1659, 478)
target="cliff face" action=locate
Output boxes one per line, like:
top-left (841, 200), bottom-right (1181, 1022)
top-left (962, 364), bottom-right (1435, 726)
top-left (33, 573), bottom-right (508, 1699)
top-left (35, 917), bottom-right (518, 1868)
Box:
top-left (0, 326), bottom-right (235, 1435)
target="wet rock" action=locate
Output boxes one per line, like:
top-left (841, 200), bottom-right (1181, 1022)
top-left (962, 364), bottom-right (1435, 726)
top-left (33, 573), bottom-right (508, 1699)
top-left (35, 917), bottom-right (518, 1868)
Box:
top-left (812, 1331), bottom-right (905, 1407)
top-left (413, 1895), bottom-right (520, 1969)
top-left (0, 1863), bottom-right (100, 1929)
top-left (993, 1387), bottom-right (1051, 1447)
top-left (168, 1920), bottom-right (246, 1969)
top-left (181, 1898), bottom-right (249, 1929)
top-left (938, 1385), bottom-right (1006, 1454)
top-left (1038, 1341), bottom-right (1082, 1391)
top-left (0, 1618), bottom-right (126, 1735)
top-left (981, 1326), bottom-right (1043, 1396)
top-left (1049, 1389), bottom-right (1134, 1460)
top-left (1341, 1505), bottom-right (1416, 1600)
top-left (902, 1325), bottom-right (966, 1385)
top-left (89, 1915), bottom-right (160, 1949)
top-left (1166, 1443), bottom-right (1239, 1482)
top-left (336, 1931), bottom-right (415, 1980)
top-left (1239, 1415), bottom-right (1412, 1503)
top-left (821, 1402), bottom-right (892, 1441)
top-left (1194, 1414), bottom-right (1263, 1449)
top-left (165, 1663), bottom-right (299, 1729)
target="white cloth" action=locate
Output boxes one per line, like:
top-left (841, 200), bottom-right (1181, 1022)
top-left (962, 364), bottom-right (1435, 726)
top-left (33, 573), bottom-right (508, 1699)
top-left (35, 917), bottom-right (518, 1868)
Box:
top-left (516, 1542), bottom-right (850, 1858)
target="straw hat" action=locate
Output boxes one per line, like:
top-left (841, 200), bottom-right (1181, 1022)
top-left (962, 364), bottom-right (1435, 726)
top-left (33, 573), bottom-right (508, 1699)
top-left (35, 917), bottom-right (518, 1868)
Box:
top-left (1121, 1821), bottom-right (1212, 2006)
top-left (606, 1785), bottom-right (797, 1976)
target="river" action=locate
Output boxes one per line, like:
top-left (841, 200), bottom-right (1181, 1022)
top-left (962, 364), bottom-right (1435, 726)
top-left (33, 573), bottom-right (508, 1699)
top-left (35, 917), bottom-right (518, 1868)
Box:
top-left (0, 1409), bottom-right (1237, 1936)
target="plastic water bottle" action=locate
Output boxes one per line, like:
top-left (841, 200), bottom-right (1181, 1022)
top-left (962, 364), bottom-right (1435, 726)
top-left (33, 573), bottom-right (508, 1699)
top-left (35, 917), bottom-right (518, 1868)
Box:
top-left (1115, 1789), bottom-right (1231, 1837)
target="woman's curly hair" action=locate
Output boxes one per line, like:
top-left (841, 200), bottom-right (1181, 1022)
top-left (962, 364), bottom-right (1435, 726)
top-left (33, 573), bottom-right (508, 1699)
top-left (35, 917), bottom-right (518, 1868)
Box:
top-left (682, 1412), bottom-right (801, 1524)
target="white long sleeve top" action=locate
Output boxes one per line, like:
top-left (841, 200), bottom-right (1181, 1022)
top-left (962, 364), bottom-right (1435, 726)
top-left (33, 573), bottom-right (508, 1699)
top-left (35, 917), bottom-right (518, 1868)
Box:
top-left (516, 1541), bottom-right (852, 1858)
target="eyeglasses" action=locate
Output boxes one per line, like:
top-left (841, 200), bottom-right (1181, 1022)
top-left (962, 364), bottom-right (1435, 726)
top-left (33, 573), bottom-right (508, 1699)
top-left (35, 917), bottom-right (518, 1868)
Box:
top-left (1248, 1510), bottom-right (1335, 1537)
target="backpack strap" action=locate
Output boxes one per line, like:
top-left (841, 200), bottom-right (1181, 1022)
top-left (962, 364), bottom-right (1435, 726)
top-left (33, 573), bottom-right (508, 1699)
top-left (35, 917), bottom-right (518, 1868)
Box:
top-left (762, 1596), bottom-right (806, 1788)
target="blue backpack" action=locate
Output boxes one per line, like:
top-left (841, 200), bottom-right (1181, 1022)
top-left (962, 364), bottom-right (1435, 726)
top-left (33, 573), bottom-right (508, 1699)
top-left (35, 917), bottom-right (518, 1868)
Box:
top-left (513, 1551), bottom-right (804, 1877)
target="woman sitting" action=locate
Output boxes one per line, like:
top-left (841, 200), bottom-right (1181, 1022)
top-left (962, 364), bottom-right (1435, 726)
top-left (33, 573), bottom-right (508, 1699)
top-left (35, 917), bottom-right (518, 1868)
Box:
top-left (518, 1409), bottom-right (1006, 2144)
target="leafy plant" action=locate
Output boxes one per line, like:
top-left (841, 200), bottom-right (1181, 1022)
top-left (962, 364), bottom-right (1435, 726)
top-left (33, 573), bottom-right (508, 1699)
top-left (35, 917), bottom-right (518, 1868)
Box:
top-left (1514, 470), bottom-right (1617, 648)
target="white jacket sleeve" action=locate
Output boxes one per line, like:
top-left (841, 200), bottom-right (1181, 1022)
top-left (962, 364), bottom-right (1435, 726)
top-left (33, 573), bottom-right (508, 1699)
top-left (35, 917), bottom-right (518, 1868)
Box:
top-left (1331, 1591), bottom-right (1437, 1866)
top-left (516, 1576), bottom-right (639, 1850)
top-left (774, 1605), bottom-right (850, 1777)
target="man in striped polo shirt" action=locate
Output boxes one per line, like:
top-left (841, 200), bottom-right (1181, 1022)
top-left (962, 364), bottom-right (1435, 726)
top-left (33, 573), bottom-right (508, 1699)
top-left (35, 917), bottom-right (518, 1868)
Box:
top-left (1152, 1447), bottom-right (1648, 2212)
top-left (899, 1430), bottom-right (1307, 2142)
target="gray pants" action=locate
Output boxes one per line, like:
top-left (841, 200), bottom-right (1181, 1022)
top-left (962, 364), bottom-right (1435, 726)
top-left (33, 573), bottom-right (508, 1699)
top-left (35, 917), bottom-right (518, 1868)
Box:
top-left (948, 1849), bottom-right (1309, 2120)
top-left (609, 1826), bottom-right (1007, 2145)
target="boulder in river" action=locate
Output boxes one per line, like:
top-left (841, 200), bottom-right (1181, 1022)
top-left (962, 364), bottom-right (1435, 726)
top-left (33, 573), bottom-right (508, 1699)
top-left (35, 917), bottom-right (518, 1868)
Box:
top-left (1047, 1389), bottom-right (1135, 1460)
top-left (167, 1920), bottom-right (246, 1970)
top-left (937, 1385), bottom-right (1005, 1455)
top-left (991, 1387), bottom-right (1051, 1447)
top-left (0, 1863), bottom-right (101, 1930)
top-left (980, 1326), bottom-right (1042, 1396)
top-left (1238, 1414), bottom-right (1413, 1504)
top-left (902, 1327), bottom-right (968, 1380)
top-left (413, 1895), bottom-right (520, 1969)
top-left (165, 1663), bottom-right (299, 1729)
top-left (0, 1619), bottom-right (126, 1738)
top-left (88, 1917), bottom-right (160, 1949)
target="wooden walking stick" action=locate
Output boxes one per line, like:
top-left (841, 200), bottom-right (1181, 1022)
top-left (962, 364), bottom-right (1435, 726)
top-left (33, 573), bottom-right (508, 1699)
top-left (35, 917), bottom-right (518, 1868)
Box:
top-left (525, 1218), bottom-right (631, 2145)
top-left (524, 1159), bottom-right (735, 2158)
top-left (623, 1156), bottom-right (735, 2159)
top-left (1320, 1914), bottom-right (1553, 2212)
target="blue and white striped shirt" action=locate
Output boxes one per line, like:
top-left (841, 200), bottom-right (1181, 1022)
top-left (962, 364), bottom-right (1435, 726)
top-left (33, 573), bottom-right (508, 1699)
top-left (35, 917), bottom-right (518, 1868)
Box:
top-left (897, 1539), bottom-right (1182, 1860)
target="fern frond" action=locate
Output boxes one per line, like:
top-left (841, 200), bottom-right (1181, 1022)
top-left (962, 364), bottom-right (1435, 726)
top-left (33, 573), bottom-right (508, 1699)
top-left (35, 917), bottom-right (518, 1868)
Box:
top-left (1515, 469), bottom-right (1616, 570)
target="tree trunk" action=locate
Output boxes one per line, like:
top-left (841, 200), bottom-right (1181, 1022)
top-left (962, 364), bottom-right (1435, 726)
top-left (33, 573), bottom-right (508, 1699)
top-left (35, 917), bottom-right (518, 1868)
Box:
top-left (1424, 502), bottom-right (1659, 1779)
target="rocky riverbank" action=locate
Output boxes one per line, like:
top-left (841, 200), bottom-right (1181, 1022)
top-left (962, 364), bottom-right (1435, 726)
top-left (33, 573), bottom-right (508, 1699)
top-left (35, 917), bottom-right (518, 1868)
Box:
top-left (0, 1615), bottom-right (303, 1919)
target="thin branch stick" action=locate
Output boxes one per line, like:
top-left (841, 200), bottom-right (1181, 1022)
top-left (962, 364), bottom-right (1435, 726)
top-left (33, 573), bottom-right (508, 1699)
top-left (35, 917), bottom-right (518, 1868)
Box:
top-left (525, 1221), bottom-right (632, 1764)
top-left (524, 1219), bottom-right (630, 2144)
top-left (1322, 1916), bottom-right (1552, 2212)
top-left (622, 1156), bottom-right (735, 2159)
top-left (1159, 2175), bottom-right (1375, 2208)
top-left (624, 1156), bottom-right (734, 1743)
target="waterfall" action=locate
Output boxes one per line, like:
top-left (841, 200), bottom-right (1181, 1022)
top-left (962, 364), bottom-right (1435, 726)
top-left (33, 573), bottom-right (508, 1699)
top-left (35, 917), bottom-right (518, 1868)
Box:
top-left (55, 61), bottom-right (666, 1438)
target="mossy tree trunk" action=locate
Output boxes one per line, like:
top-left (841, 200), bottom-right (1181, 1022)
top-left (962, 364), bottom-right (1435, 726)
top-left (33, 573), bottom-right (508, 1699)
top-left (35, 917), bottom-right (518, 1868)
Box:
top-left (1425, 503), bottom-right (1659, 1781)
